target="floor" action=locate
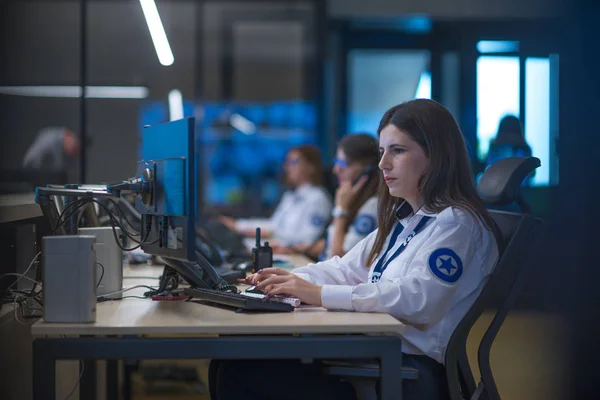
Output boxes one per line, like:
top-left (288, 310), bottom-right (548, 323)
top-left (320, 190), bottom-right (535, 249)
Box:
top-left (128, 310), bottom-right (568, 400)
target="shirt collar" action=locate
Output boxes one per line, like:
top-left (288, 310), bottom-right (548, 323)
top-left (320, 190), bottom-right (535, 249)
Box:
top-left (395, 201), bottom-right (437, 222)
top-left (295, 183), bottom-right (313, 195)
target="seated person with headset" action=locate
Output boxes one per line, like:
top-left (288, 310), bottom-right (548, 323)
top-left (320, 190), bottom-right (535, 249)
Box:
top-left (220, 145), bottom-right (332, 248)
top-left (212, 99), bottom-right (501, 400)
top-left (272, 134), bottom-right (379, 261)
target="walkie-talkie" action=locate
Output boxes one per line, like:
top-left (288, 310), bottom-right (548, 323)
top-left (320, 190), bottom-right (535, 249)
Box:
top-left (252, 228), bottom-right (273, 273)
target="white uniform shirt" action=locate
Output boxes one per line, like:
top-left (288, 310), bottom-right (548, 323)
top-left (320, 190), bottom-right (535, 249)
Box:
top-left (321, 196), bottom-right (378, 260)
top-left (236, 184), bottom-right (332, 246)
top-left (22, 127), bottom-right (68, 170)
top-left (293, 206), bottom-right (499, 363)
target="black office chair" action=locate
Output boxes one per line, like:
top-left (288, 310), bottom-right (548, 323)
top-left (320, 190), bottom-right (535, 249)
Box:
top-left (446, 156), bottom-right (542, 400)
top-left (323, 157), bottom-right (542, 400)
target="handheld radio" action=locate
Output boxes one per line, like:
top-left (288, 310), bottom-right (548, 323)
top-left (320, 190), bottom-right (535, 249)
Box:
top-left (252, 228), bottom-right (273, 273)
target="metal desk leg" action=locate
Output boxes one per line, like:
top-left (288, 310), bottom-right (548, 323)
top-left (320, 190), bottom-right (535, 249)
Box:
top-left (123, 360), bottom-right (137, 400)
top-left (106, 359), bottom-right (119, 400)
top-left (33, 340), bottom-right (56, 400)
top-left (80, 359), bottom-right (97, 400)
top-left (379, 345), bottom-right (403, 400)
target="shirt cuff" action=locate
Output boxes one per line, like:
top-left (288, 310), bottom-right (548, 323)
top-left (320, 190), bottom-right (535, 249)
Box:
top-left (234, 219), bottom-right (249, 231)
top-left (321, 285), bottom-right (354, 311)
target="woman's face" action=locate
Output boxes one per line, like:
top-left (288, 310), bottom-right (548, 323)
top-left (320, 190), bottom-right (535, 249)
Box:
top-left (332, 148), bottom-right (364, 185)
top-left (378, 124), bottom-right (429, 204)
top-left (284, 150), bottom-right (312, 186)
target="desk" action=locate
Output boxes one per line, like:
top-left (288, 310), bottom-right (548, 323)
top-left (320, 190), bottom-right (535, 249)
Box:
top-left (31, 298), bottom-right (404, 400)
top-left (0, 192), bottom-right (42, 224)
top-left (274, 253), bottom-right (314, 269)
top-left (32, 256), bottom-right (404, 400)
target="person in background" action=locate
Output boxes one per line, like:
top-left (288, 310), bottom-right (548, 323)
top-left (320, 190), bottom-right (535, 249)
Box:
top-left (272, 133), bottom-right (379, 261)
top-left (212, 99), bottom-right (501, 400)
top-left (22, 127), bottom-right (80, 171)
top-left (219, 144), bottom-right (332, 248)
top-left (486, 115), bottom-right (532, 164)
top-left (484, 115), bottom-right (534, 186)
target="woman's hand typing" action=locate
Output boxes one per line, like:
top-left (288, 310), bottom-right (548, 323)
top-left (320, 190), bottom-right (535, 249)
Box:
top-left (237, 267), bottom-right (291, 286)
top-left (254, 268), bottom-right (322, 306)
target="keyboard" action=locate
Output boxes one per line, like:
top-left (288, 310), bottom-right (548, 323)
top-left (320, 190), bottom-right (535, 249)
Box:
top-left (184, 288), bottom-right (294, 312)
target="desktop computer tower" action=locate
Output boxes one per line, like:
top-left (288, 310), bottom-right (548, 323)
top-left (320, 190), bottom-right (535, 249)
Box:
top-left (42, 235), bottom-right (97, 323)
top-left (79, 226), bottom-right (123, 299)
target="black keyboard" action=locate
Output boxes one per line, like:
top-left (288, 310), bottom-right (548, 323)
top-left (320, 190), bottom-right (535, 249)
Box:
top-left (184, 288), bottom-right (294, 312)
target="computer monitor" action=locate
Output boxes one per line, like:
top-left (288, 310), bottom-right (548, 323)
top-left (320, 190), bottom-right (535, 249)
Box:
top-left (135, 117), bottom-right (236, 292)
top-left (34, 117), bottom-right (235, 292)
top-left (135, 117), bottom-right (196, 261)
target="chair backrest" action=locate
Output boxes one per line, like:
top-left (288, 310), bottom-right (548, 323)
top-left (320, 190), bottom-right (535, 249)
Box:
top-left (445, 157), bottom-right (542, 400)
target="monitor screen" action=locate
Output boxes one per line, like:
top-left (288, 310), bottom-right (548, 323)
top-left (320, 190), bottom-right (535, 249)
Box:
top-left (135, 117), bottom-right (196, 261)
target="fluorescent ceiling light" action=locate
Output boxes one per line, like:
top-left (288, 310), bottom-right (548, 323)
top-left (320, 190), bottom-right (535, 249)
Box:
top-left (139, 0), bottom-right (174, 66)
top-left (477, 40), bottom-right (520, 54)
top-left (230, 113), bottom-right (257, 135)
top-left (168, 89), bottom-right (184, 121)
top-left (0, 86), bottom-right (149, 98)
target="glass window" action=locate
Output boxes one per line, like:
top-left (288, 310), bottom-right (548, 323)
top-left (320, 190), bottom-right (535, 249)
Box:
top-left (525, 57), bottom-right (551, 186)
top-left (476, 56), bottom-right (520, 161)
top-left (198, 1), bottom-right (320, 215)
top-left (414, 71), bottom-right (432, 100)
top-left (347, 49), bottom-right (430, 135)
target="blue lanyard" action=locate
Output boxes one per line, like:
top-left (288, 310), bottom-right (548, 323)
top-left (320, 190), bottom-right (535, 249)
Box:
top-left (371, 215), bottom-right (433, 283)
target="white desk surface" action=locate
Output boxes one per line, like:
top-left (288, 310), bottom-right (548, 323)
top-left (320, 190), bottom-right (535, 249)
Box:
top-left (32, 256), bottom-right (404, 337)
top-left (0, 192), bottom-right (42, 223)
top-left (31, 299), bottom-right (404, 336)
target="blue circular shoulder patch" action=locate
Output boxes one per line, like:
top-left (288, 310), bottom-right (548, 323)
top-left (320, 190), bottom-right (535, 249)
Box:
top-left (353, 214), bottom-right (377, 235)
top-left (428, 248), bottom-right (463, 283)
top-left (310, 214), bottom-right (326, 227)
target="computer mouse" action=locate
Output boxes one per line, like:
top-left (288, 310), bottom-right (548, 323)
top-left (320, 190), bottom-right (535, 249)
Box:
top-left (245, 286), bottom-right (265, 295)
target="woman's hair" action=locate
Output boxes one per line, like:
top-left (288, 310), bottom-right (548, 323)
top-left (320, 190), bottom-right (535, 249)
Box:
top-left (497, 115), bottom-right (523, 137)
top-left (493, 115), bottom-right (528, 146)
top-left (366, 99), bottom-right (501, 266)
top-left (290, 144), bottom-right (325, 186)
top-left (338, 133), bottom-right (380, 225)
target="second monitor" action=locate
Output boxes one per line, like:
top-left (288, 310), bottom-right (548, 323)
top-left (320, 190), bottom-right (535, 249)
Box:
top-left (135, 117), bottom-right (196, 261)
top-left (134, 117), bottom-right (236, 292)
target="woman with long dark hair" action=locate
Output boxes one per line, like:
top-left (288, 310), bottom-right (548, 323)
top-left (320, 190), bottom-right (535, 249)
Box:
top-left (220, 144), bottom-right (332, 247)
top-left (212, 99), bottom-right (500, 400)
top-left (272, 133), bottom-right (380, 260)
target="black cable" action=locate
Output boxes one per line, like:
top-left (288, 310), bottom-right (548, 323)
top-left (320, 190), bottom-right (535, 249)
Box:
top-left (57, 198), bottom-right (89, 229)
top-left (92, 199), bottom-right (140, 239)
top-left (94, 202), bottom-right (148, 251)
top-left (10, 289), bottom-right (43, 301)
top-left (47, 194), bottom-right (157, 255)
top-left (96, 262), bottom-right (104, 288)
top-left (51, 197), bottom-right (147, 249)
top-left (99, 198), bottom-right (141, 236)
top-left (90, 199), bottom-right (158, 250)
top-left (106, 198), bottom-right (141, 233)
top-left (51, 198), bottom-right (90, 234)
top-left (27, 257), bottom-right (41, 299)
